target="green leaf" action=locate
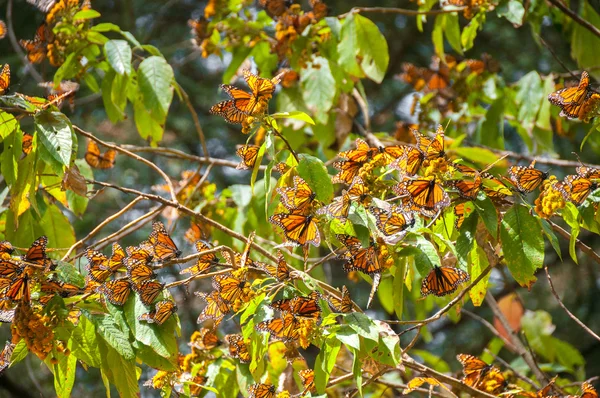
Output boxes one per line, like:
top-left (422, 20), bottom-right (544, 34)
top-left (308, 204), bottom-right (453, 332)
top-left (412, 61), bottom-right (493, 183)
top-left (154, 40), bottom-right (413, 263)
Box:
top-left (133, 96), bottom-right (163, 143)
top-left (123, 293), bottom-right (178, 359)
top-left (1, 130), bottom-right (21, 186)
top-left (98, 338), bottom-right (139, 398)
top-left (393, 257), bottom-right (406, 320)
top-left (571, 2), bottom-right (600, 77)
top-left (456, 211), bottom-right (478, 268)
top-left (444, 13), bottom-right (463, 54)
top-left (137, 56), bottom-right (174, 123)
top-left (432, 15), bottom-right (445, 60)
top-left (469, 245), bottom-right (490, 306)
top-left (92, 22), bottom-right (121, 33)
top-left (70, 316), bottom-right (102, 368)
top-left (377, 276), bottom-right (394, 314)
top-left (301, 57), bottom-right (336, 123)
top-left (413, 235), bottom-right (441, 277)
top-left (134, 342), bottom-right (177, 371)
top-left (314, 335), bottom-right (341, 394)
top-left (500, 205), bottom-right (545, 286)
top-left (562, 203), bottom-right (581, 264)
top-left (474, 195), bottom-right (498, 239)
top-left (49, 351), bottom-right (77, 398)
top-left (73, 9), bottom-right (101, 20)
top-left (0, 110), bottom-right (18, 139)
top-left (354, 14), bottom-right (389, 83)
top-left (497, 0), bottom-right (525, 26)
top-left (345, 313), bottom-right (378, 342)
top-left (461, 13), bottom-right (484, 51)
top-left (101, 70), bottom-right (124, 123)
top-left (336, 326), bottom-right (361, 350)
top-left (337, 15), bottom-right (364, 77)
top-left (539, 218), bottom-right (562, 260)
top-left (297, 154), bottom-right (334, 203)
top-left (55, 261), bottom-right (85, 287)
top-left (84, 312), bottom-right (135, 360)
top-left (34, 111), bottom-right (73, 167)
top-left (270, 111), bottom-right (315, 125)
top-left (104, 40), bottom-right (132, 75)
top-left (40, 205), bottom-right (76, 250)
top-left (515, 71), bottom-right (543, 129)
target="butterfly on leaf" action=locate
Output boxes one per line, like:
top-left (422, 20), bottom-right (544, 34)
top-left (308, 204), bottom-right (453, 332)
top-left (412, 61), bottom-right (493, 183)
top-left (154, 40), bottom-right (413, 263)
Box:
top-left (255, 312), bottom-right (302, 342)
top-left (456, 354), bottom-right (506, 395)
top-left (236, 144), bottom-right (260, 170)
top-left (85, 140), bottom-right (116, 169)
top-left (138, 299), bottom-right (177, 325)
top-left (40, 278), bottom-right (82, 298)
top-left (0, 64), bottom-right (9, 95)
top-left (508, 161), bottom-right (549, 194)
top-left (393, 177), bottom-right (451, 218)
top-left (413, 125), bottom-right (445, 160)
top-left (421, 266), bottom-right (470, 297)
top-left (225, 334), bottom-right (251, 363)
top-left (96, 278), bottom-right (132, 306)
top-left (560, 175), bottom-right (597, 205)
top-left (277, 175), bottom-right (316, 212)
top-left (269, 291), bottom-right (322, 320)
top-left (190, 328), bottom-right (220, 351)
top-left (180, 240), bottom-right (220, 275)
top-left (195, 290), bottom-right (230, 325)
top-left (22, 235), bottom-right (53, 269)
top-left (299, 369), bottom-right (316, 395)
top-left (548, 71), bottom-right (600, 120)
top-left (19, 24), bottom-right (51, 64)
top-left (324, 285), bottom-right (354, 313)
top-left (368, 205), bottom-right (415, 237)
top-left (148, 221), bottom-right (181, 262)
top-left (450, 174), bottom-right (483, 200)
top-left (453, 202), bottom-right (474, 229)
top-left (132, 279), bottom-right (164, 306)
top-left (248, 383), bottom-right (276, 398)
top-left (212, 272), bottom-right (252, 305)
top-left (269, 211), bottom-right (321, 247)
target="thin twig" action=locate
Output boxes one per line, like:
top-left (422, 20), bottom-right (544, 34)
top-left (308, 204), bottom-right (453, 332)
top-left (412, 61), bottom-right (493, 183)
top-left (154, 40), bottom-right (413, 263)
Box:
top-left (6, 0), bottom-right (44, 83)
top-left (74, 125), bottom-right (178, 203)
top-left (174, 82), bottom-right (210, 161)
top-left (547, 0), bottom-right (600, 40)
top-left (548, 220), bottom-right (600, 265)
top-left (544, 266), bottom-right (600, 342)
top-left (462, 310), bottom-right (518, 352)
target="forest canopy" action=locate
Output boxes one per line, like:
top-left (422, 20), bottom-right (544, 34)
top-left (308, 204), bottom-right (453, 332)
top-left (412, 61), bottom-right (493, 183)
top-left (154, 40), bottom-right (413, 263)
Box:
top-left (0, 0), bottom-right (599, 397)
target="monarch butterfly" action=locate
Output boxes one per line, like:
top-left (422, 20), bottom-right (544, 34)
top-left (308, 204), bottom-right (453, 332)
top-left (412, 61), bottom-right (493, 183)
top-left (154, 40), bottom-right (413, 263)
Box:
top-left (195, 291), bottom-right (230, 325)
top-left (508, 162), bottom-right (549, 194)
top-left (22, 236), bottom-right (53, 269)
top-left (374, 145), bottom-right (405, 166)
top-left (256, 250), bottom-right (291, 281)
top-left (368, 206), bottom-right (415, 237)
top-left (421, 266), bottom-right (469, 297)
top-left (332, 159), bottom-right (364, 185)
top-left (481, 174), bottom-right (512, 199)
top-left (133, 279), bottom-right (164, 306)
top-left (393, 178), bottom-right (451, 217)
top-left (299, 369), bottom-right (316, 395)
top-left (209, 100), bottom-right (249, 124)
top-left (413, 126), bottom-right (445, 160)
top-left (97, 278), bottom-right (132, 306)
top-left (347, 176), bottom-right (371, 206)
top-left (225, 334), bottom-right (251, 363)
top-left (336, 235), bottom-right (390, 275)
top-left (22, 134), bottom-right (33, 155)
top-left (0, 278), bottom-right (12, 292)
top-left (126, 244), bottom-right (154, 264)
top-left (581, 382), bottom-right (598, 398)
top-left (269, 211), bottom-right (321, 247)
top-left (0, 341), bottom-right (15, 375)
top-left (548, 71), bottom-right (600, 120)
top-left (5, 274), bottom-right (29, 302)
top-left (184, 222), bottom-right (210, 244)
top-left (451, 174), bottom-right (483, 200)
top-left (0, 64), bottom-right (9, 95)
top-left (277, 176), bottom-right (316, 212)
top-left (85, 249), bottom-right (114, 282)
top-left (255, 312), bottom-right (301, 342)
top-left (85, 140), bottom-right (116, 169)
top-left (325, 285), bottom-right (353, 313)
top-left (316, 191), bottom-right (351, 221)
top-left (126, 259), bottom-right (156, 286)
top-left (148, 221), bottom-right (181, 261)
top-left (456, 354), bottom-right (506, 395)
top-left (138, 299), bottom-right (177, 325)
top-left (399, 61), bottom-right (451, 92)
top-left (180, 241), bottom-right (220, 275)
top-left (190, 328), bottom-right (220, 351)
top-left (561, 175), bottom-right (597, 205)
top-left (212, 273), bottom-right (252, 304)
top-left (453, 202), bottom-right (474, 229)
top-left (0, 260), bottom-right (21, 279)
top-left (236, 144), bottom-right (260, 170)
top-left (218, 70), bottom-right (281, 116)
top-left (19, 24), bottom-right (50, 64)
top-left (272, 162), bottom-right (290, 174)
top-left (40, 278), bottom-right (82, 297)
top-left (390, 146), bottom-right (425, 176)
top-left (269, 292), bottom-right (322, 320)
top-left (339, 138), bottom-right (378, 163)
top-left (248, 383), bottom-right (276, 398)
top-left (26, 0), bottom-right (57, 12)
top-left (576, 165), bottom-right (600, 179)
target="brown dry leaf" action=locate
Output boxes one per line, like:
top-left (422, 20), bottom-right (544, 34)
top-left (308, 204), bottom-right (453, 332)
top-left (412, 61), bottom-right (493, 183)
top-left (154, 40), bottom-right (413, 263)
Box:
top-left (402, 377), bottom-right (451, 394)
top-left (493, 293), bottom-right (524, 342)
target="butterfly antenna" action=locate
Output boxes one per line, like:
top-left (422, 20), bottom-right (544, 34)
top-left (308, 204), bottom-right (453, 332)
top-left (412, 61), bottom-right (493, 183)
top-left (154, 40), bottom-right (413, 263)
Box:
top-left (536, 34), bottom-right (578, 80)
top-left (571, 151), bottom-right (585, 166)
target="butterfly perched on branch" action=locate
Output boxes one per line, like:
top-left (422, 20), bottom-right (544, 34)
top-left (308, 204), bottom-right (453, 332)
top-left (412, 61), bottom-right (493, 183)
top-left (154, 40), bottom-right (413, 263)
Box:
top-left (548, 71), bottom-right (600, 121)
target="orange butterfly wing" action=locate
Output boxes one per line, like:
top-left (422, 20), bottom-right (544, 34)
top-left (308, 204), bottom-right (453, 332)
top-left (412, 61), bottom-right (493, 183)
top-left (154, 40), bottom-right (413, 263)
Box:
top-left (421, 266), bottom-right (469, 297)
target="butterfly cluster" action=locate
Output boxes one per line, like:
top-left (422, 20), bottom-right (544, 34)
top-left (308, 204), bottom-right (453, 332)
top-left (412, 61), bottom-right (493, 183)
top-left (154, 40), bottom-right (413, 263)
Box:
top-left (548, 71), bottom-right (600, 122)
top-left (87, 221), bottom-right (179, 324)
top-left (22, 0), bottom-right (93, 67)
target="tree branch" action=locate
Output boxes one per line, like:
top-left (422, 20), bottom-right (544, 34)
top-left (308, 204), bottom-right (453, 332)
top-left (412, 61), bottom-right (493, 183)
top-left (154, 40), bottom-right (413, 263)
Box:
top-left (547, 0), bottom-right (600, 40)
